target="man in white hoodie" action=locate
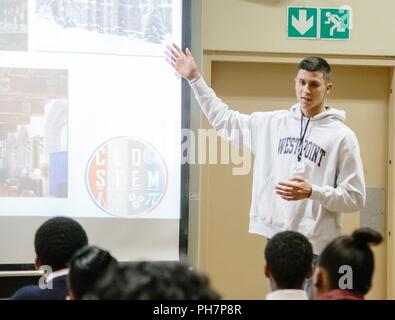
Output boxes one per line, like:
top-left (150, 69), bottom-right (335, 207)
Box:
top-left (165, 44), bottom-right (365, 257)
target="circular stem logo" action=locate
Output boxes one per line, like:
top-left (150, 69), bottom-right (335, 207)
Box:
top-left (86, 137), bottom-right (168, 217)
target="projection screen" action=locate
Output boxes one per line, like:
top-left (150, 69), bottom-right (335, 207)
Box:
top-left (0, 0), bottom-right (190, 266)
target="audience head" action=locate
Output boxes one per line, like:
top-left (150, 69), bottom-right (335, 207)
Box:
top-left (34, 217), bottom-right (88, 271)
top-left (264, 231), bottom-right (313, 290)
top-left (84, 261), bottom-right (221, 300)
top-left (314, 227), bottom-right (383, 297)
top-left (68, 245), bottom-right (118, 300)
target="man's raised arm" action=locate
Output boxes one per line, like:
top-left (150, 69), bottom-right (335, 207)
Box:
top-left (165, 44), bottom-right (263, 152)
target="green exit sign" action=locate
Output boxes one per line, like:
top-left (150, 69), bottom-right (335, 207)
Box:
top-left (288, 7), bottom-right (351, 40)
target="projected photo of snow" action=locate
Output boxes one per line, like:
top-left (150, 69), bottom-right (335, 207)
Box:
top-left (0, 68), bottom-right (68, 198)
top-left (34, 0), bottom-right (173, 56)
top-left (0, 0), bottom-right (28, 51)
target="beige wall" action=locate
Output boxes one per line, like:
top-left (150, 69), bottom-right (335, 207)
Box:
top-left (192, 0), bottom-right (395, 300)
top-left (203, 0), bottom-right (395, 56)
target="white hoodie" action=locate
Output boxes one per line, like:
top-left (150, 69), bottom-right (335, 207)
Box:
top-left (190, 76), bottom-right (365, 254)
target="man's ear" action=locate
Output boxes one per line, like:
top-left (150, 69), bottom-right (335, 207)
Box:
top-left (264, 264), bottom-right (270, 278)
top-left (34, 257), bottom-right (42, 270)
top-left (314, 268), bottom-right (322, 287)
top-left (314, 267), bottom-right (331, 294)
top-left (326, 82), bottom-right (333, 94)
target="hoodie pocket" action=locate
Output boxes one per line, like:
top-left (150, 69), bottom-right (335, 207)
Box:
top-left (254, 175), bottom-right (285, 226)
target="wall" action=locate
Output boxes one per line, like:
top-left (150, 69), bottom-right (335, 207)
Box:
top-left (203, 0), bottom-right (395, 56)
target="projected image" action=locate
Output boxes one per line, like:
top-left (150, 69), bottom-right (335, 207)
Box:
top-left (0, 0), bottom-right (28, 51)
top-left (87, 137), bottom-right (168, 217)
top-left (35, 0), bottom-right (173, 56)
top-left (0, 68), bottom-right (68, 198)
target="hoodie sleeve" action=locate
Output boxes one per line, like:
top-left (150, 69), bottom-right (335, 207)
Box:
top-left (310, 135), bottom-right (366, 212)
top-left (190, 76), bottom-right (262, 153)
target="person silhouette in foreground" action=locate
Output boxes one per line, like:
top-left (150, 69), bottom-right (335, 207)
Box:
top-left (11, 217), bottom-right (88, 300)
top-left (314, 227), bottom-right (382, 300)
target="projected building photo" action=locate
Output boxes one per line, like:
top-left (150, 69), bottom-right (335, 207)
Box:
top-left (0, 0), bottom-right (28, 51)
top-left (0, 68), bottom-right (68, 198)
top-left (35, 0), bottom-right (173, 56)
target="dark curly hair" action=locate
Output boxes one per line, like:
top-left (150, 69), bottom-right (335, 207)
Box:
top-left (265, 231), bottom-right (313, 289)
top-left (34, 217), bottom-right (88, 271)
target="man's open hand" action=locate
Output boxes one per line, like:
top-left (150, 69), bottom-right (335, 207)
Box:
top-left (165, 43), bottom-right (200, 81)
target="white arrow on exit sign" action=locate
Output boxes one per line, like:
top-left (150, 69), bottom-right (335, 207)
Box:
top-left (291, 9), bottom-right (314, 35)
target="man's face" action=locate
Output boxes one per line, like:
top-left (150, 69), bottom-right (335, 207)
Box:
top-left (295, 69), bottom-right (332, 114)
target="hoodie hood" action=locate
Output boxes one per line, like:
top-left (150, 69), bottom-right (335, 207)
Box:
top-left (289, 104), bottom-right (346, 123)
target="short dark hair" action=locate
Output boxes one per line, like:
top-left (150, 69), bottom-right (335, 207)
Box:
top-left (319, 227), bottom-right (382, 295)
top-left (298, 56), bottom-right (331, 81)
top-left (265, 231), bottom-right (313, 289)
top-left (34, 217), bottom-right (88, 271)
top-left (68, 245), bottom-right (118, 299)
top-left (84, 261), bottom-right (221, 300)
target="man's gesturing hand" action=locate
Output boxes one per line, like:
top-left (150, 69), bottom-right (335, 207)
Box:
top-left (275, 176), bottom-right (312, 201)
top-left (165, 43), bottom-right (200, 81)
